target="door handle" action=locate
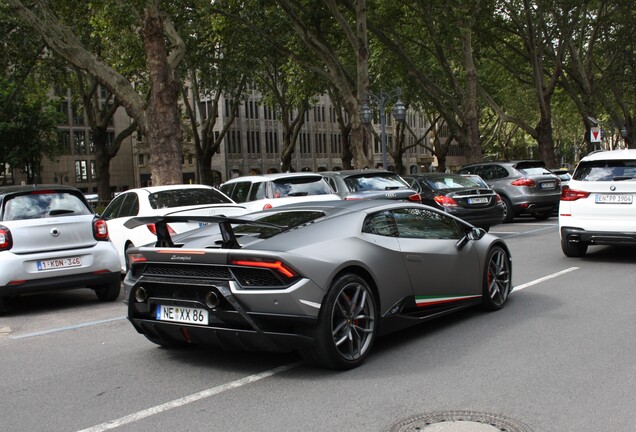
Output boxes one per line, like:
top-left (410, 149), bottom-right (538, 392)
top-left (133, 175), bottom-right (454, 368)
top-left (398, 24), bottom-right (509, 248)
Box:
top-left (406, 255), bottom-right (423, 262)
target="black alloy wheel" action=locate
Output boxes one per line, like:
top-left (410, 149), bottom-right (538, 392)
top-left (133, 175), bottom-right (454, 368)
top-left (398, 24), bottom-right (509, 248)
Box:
top-left (300, 273), bottom-right (378, 370)
top-left (482, 245), bottom-right (512, 310)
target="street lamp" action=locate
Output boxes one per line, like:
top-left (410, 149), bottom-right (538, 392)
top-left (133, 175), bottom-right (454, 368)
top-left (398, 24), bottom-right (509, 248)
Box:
top-left (360, 88), bottom-right (407, 170)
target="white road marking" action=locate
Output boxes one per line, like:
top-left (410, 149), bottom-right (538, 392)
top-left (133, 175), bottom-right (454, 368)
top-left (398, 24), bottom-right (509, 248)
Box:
top-left (9, 316), bottom-right (126, 340)
top-left (514, 267), bottom-right (579, 291)
top-left (76, 362), bottom-right (302, 432)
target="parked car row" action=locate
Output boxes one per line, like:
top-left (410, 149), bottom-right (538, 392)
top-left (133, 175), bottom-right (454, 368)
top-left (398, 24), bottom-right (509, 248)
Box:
top-left (4, 150), bottom-right (635, 370)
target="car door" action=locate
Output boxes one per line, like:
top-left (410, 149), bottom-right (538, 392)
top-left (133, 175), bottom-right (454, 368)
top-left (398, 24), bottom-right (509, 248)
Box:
top-left (392, 207), bottom-right (482, 312)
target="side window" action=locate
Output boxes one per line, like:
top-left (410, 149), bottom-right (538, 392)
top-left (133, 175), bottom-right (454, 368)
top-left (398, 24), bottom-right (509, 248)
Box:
top-left (474, 166), bottom-right (492, 180)
top-left (101, 194), bottom-right (127, 219)
top-left (118, 193), bottom-right (140, 217)
top-left (250, 182), bottom-right (266, 200)
top-left (493, 165), bottom-right (509, 179)
top-left (362, 211), bottom-right (398, 237)
top-left (392, 207), bottom-right (462, 240)
top-left (229, 182), bottom-right (251, 203)
top-left (326, 178), bottom-right (337, 192)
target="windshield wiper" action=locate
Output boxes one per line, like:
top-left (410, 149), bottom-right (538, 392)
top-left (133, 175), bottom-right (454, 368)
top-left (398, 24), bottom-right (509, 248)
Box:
top-left (612, 176), bottom-right (635, 181)
top-left (287, 192), bottom-right (309, 196)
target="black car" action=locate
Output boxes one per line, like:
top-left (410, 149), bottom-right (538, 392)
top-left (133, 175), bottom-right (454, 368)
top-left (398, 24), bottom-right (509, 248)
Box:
top-left (403, 173), bottom-right (504, 231)
top-left (320, 169), bottom-right (421, 202)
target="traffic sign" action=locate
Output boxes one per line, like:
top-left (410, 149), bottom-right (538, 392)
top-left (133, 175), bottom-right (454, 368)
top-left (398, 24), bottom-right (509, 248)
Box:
top-left (590, 127), bottom-right (601, 142)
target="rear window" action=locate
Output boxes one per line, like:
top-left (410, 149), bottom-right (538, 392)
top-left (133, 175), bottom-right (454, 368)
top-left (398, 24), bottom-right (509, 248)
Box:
top-left (573, 160), bottom-right (636, 181)
top-left (424, 175), bottom-right (482, 190)
top-left (148, 188), bottom-right (232, 209)
top-left (518, 167), bottom-right (553, 176)
top-left (2, 192), bottom-right (91, 221)
top-left (272, 177), bottom-right (333, 197)
top-left (345, 173), bottom-right (408, 192)
top-left (234, 210), bottom-right (325, 238)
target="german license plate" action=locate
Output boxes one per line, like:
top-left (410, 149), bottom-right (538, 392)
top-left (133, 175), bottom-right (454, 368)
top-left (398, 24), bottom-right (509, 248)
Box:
top-left (540, 182), bottom-right (556, 189)
top-left (468, 197), bottom-right (489, 204)
top-left (37, 256), bottom-right (82, 271)
top-left (156, 305), bottom-right (208, 324)
top-left (595, 194), bottom-right (633, 204)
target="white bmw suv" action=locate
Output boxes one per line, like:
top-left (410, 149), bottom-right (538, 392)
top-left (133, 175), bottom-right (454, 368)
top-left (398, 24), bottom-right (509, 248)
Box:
top-left (559, 149), bottom-right (636, 257)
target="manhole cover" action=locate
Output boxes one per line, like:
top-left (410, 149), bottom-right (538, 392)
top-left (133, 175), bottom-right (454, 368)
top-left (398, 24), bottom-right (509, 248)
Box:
top-left (389, 411), bottom-right (533, 432)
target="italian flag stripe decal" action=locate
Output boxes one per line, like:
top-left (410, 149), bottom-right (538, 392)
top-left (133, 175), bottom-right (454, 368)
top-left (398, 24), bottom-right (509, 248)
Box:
top-left (415, 294), bottom-right (482, 307)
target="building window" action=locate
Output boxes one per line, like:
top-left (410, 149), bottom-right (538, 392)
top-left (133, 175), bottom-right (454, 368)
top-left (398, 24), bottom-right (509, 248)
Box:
top-left (75, 160), bottom-right (88, 182)
top-left (88, 131), bottom-right (96, 154)
top-left (58, 131), bottom-right (71, 154)
top-left (138, 154), bottom-right (145, 166)
top-left (265, 131), bottom-right (278, 155)
top-left (74, 131), bottom-right (86, 155)
top-left (90, 160), bottom-right (96, 181)
top-left (247, 130), bottom-right (261, 154)
top-left (299, 132), bottom-right (311, 155)
top-left (227, 130), bottom-right (242, 155)
top-left (58, 101), bottom-right (69, 125)
top-left (72, 104), bottom-right (84, 126)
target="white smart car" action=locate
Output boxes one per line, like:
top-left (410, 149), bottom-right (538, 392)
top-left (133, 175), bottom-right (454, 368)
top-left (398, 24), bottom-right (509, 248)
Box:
top-left (559, 148), bottom-right (636, 257)
top-left (0, 185), bottom-right (121, 312)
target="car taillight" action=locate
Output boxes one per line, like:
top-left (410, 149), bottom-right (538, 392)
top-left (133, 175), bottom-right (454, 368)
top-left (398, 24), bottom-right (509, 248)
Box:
top-left (146, 223), bottom-right (176, 235)
top-left (434, 195), bottom-right (458, 207)
top-left (263, 203), bottom-right (273, 210)
top-left (229, 257), bottom-right (298, 278)
top-left (93, 219), bottom-right (109, 241)
top-left (511, 178), bottom-right (536, 187)
top-left (0, 225), bottom-right (13, 250)
top-left (407, 193), bottom-right (422, 203)
top-left (495, 194), bottom-right (502, 203)
top-left (561, 187), bottom-right (591, 201)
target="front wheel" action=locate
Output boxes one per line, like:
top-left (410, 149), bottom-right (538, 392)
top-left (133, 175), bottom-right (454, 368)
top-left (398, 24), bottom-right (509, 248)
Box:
top-left (300, 273), bottom-right (378, 370)
top-left (482, 245), bottom-right (512, 311)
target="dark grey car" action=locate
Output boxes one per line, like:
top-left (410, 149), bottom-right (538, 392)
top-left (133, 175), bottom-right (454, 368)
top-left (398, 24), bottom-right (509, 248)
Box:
top-left (457, 160), bottom-right (561, 222)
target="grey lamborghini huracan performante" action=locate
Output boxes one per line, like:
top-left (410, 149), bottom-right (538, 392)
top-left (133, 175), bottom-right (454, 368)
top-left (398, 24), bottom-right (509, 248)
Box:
top-left (123, 200), bottom-right (513, 370)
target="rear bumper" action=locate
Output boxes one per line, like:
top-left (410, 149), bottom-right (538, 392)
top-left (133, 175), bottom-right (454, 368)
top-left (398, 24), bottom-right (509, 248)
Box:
top-left (511, 194), bottom-right (560, 214)
top-left (0, 271), bottom-right (120, 297)
top-left (129, 316), bottom-right (315, 352)
top-left (560, 227), bottom-right (636, 246)
top-left (446, 206), bottom-right (504, 228)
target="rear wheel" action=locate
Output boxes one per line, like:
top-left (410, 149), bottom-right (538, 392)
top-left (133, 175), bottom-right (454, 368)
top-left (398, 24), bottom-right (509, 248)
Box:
top-left (482, 246), bottom-right (512, 311)
top-left (561, 238), bottom-right (588, 257)
top-left (300, 273), bottom-right (378, 370)
top-left (94, 279), bottom-right (121, 302)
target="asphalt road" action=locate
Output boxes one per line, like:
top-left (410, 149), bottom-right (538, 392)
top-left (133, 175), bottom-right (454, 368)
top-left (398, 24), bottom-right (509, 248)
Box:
top-left (1, 217), bottom-right (635, 432)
